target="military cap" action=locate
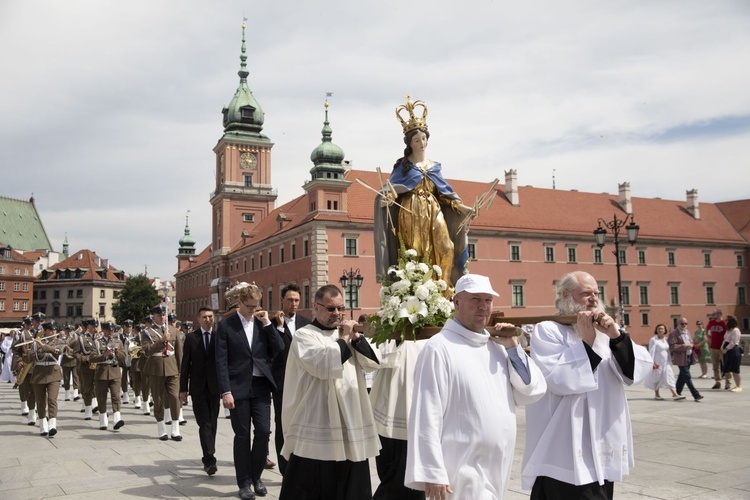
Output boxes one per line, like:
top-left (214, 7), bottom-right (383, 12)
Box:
top-left (84, 318), bottom-right (99, 327)
top-left (151, 305), bottom-right (167, 315)
top-left (144, 315), bottom-right (155, 324)
top-left (183, 321), bottom-right (194, 329)
top-left (63, 325), bottom-right (73, 331)
top-left (122, 319), bottom-right (134, 327)
top-left (41, 321), bottom-right (59, 331)
top-left (101, 321), bottom-right (115, 331)
top-left (168, 313), bottom-right (177, 322)
top-left (32, 312), bottom-right (47, 322)
top-left (22, 316), bottom-right (32, 325)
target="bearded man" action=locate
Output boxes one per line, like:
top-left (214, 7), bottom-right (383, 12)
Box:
top-left (521, 271), bottom-right (652, 500)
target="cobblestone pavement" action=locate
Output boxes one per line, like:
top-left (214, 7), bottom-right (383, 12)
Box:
top-left (1, 363), bottom-right (748, 499)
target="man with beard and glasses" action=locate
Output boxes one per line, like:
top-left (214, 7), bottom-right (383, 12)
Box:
top-left (521, 271), bottom-right (652, 500)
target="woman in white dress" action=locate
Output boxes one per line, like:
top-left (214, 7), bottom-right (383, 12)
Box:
top-left (646, 324), bottom-right (685, 400)
top-left (1, 332), bottom-right (16, 383)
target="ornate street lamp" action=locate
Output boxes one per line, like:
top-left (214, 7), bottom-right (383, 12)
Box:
top-left (339, 268), bottom-right (364, 320)
top-left (593, 213), bottom-right (640, 327)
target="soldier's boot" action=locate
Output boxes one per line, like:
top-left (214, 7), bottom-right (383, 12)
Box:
top-left (48, 418), bottom-right (58, 437)
top-left (113, 411), bottom-right (124, 430)
top-left (170, 420), bottom-right (183, 441)
top-left (134, 396), bottom-right (142, 409)
top-left (178, 408), bottom-right (187, 425)
top-left (21, 401), bottom-right (29, 416)
top-left (157, 421), bottom-right (168, 441)
top-left (84, 405), bottom-right (93, 420)
top-left (39, 417), bottom-right (48, 436)
top-left (27, 409), bottom-right (37, 426)
top-left (99, 412), bottom-right (108, 430)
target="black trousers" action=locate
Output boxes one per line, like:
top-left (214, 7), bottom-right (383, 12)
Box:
top-left (531, 476), bottom-right (614, 500)
top-left (374, 435), bottom-right (425, 500)
top-left (280, 454), bottom-right (372, 500)
top-left (191, 390), bottom-right (220, 466)
top-left (271, 387), bottom-right (288, 475)
top-left (230, 376), bottom-right (272, 488)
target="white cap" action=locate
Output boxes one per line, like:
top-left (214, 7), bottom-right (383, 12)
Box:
top-left (454, 274), bottom-right (499, 297)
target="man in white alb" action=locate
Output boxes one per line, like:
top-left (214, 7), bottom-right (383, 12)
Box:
top-left (280, 284), bottom-right (381, 500)
top-left (406, 274), bottom-right (546, 499)
top-left (521, 271), bottom-right (652, 499)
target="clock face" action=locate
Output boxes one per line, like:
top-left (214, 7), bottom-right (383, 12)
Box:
top-left (240, 152), bottom-right (257, 170)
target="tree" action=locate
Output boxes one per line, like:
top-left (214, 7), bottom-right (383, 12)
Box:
top-left (113, 274), bottom-right (160, 324)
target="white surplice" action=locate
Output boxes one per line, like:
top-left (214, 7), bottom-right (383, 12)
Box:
top-left (281, 323), bottom-right (381, 462)
top-left (405, 319), bottom-right (546, 499)
top-left (521, 321), bottom-right (652, 490)
top-left (370, 338), bottom-right (428, 440)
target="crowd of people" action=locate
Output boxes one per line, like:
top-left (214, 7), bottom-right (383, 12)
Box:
top-left (1, 272), bottom-right (744, 499)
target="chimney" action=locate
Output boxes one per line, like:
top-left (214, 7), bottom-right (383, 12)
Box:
top-left (618, 182), bottom-right (632, 213)
top-left (686, 189), bottom-right (700, 220)
top-left (505, 169), bottom-right (519, 206)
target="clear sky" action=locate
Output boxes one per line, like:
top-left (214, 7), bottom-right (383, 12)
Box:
top-left (1, 0), bottom-right (748, 281)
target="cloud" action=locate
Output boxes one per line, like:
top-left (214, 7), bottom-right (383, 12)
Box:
top-left (1, 0), bottom-right (749, 281)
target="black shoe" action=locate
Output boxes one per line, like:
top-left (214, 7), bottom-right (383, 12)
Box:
top-left (79, 408), bottom-right (85, 413)
top-left (170, 434), bottom-right (183, 441)
top-left (99, 426), bottom-right (107, 431)
top-left (64, 398), bottom-right (70, 402)
top-left (22, 411), bottom-right (29, 416)
top-left (712, 382), bottom-right (721, 389)
top-left (92, 407), bottom-right (99, 414)
top-left (204, 464), bottom-right (217, 476)
top-left (48, 428), bottom-right (57, 437)
top-left (159, 434), bottom-right (168, 441)
top-left (84, 417), bottom-right (92, 421)
top-left (114, 420), bottom-right (125, 430)
top-left (27, 421), bottom-right (36, 426)
top-left (73, 396), bottom-right (81, 401)
top-left (694, 394), bottom-right (704, 402)
top-left (179, 420), bottom-right (187, 426)
top-left (239, 485), bottom-right (256, 500)
top-left (253, 479), bottom-right (267, 497)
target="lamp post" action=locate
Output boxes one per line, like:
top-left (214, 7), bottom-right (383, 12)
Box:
top-left (593, 213), bottom-right (639, 327)
top-left (339, 268), bottom-right (364, 320)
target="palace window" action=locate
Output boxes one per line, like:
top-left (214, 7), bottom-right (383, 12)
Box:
top-left (594, 248), bottom-right (602, 264)
top-left (545, 246), bottom-right (555, 263)
top-left (510, 243), bottom-right (521, 262)
top-left (345, 237), bottom-right (358, 256)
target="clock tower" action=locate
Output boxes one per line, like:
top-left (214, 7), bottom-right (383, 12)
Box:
top-left (210, 21), bottom-right (277, 258)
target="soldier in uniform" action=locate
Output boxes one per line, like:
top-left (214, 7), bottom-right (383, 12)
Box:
top-left (118, 320), bottom-right (134, 404)
top-left (59, 325), bottom-right (79, 401)
top-left (12, 316), bottom-right (37, 424)
top-left (28, 321), bottom-right (67, 436)
top-left (90, 321), bottom-right (126, 430)
top-left (71, 319), bottom-right (100, 420)
top-left (142, 305), bottom-right (183, 440)
top-left (137, 318), bottom-right (154, 415)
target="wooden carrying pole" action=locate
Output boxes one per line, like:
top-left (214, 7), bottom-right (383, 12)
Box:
top-left (356, 313), bottom-right (578, 340)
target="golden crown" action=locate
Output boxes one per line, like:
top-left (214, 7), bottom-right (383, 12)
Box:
top-left (396, 95), bottom-right (428, 134)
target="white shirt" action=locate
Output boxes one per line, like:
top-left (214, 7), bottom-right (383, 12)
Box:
top-left (238, 312), bottom-right (262, 377)
top-left (522, 321), bottom-right (652, 489)
top-left (405, 319), bottom-right (546, 499)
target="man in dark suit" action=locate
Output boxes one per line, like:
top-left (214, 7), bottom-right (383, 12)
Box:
top-left (270, 283), bottom-right (310, 476)
top-left (180, 306), bottom-right (220, 476)
top-left (216, 283), bottom-right (285, 500)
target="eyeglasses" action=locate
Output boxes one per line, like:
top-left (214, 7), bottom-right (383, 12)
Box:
top-left (241, 301), bottom-right (259, 310)
top-left (316, 302), bottom-right (345, 313)
top-left (679, 322), bottom-right (688, 326)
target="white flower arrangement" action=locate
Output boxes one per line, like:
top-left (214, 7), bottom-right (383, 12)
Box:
top-left (370, 243), bottom-right (454, 345)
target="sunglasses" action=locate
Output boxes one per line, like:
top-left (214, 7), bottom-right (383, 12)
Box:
top-left (316, 302), bottom-right (345, 313)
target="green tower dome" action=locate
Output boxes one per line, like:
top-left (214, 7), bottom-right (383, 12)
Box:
top-left (222, 22), bottom-right (265, 138)
top-left (309, 102), bottom-right (346, 180)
